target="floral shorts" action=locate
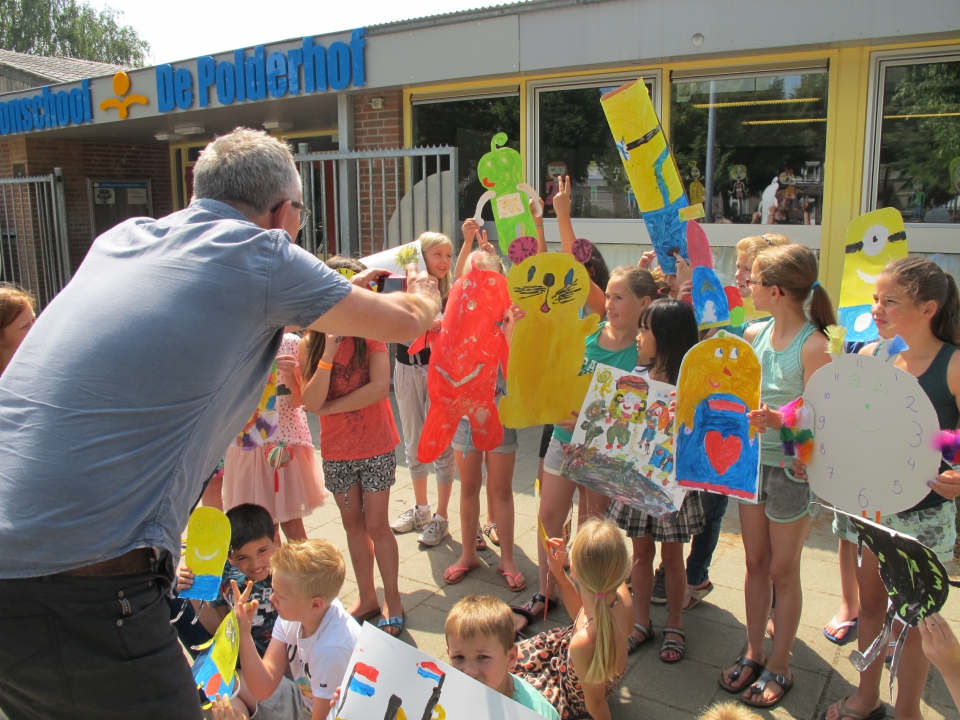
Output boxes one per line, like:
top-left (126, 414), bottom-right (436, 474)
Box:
top-left (322, 452), bottom-right (397, 496)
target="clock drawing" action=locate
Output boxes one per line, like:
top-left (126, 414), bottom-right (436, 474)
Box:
top-left (803, 353), bottom-right (940, 517)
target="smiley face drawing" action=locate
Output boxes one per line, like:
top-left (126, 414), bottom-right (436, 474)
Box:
top-left (675, 331), bottom-right (761, 499)
top-left (803, 353), bottom-right (940, 516)
top-left (838, 207), bottom-right (907, 343)
top-left (472, 133), bottom-right (542, 253)
top-left (180, 507), bottom-right (232, 601)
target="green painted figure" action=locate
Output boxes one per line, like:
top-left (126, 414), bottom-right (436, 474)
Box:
top-left (473, 132), bottom-right (542, 253)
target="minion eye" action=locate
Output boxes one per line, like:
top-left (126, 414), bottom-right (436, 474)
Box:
top-left (714, 348), bottom-right (724, 358)
top-left (861, 224), bottom-right (889, 257)
top-left (730, 347), bottom-right (739, 360)
top-left (849, 374), bottom-right (861, 388)
top-left (874, 378), bottom-right (888, 394)
top-left (527, 265), bottom-right (536, 283)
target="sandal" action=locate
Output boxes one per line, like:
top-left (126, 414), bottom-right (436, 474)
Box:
top-left (628, 621), bottom-right (654, 655)
top-left (476, 528), bottom-right (488, 552)
top-left (741, 668), bottom-right (793, 709)
top-left (444, 562), bottom-right (480, 585)
top-left (510, 593), bottom-right (558, 627)
top-left (719, 654), bottom-right (765, 693)
top-left (819, 697), bottom-right (886, 720)
top-left (483, 523), bottom-right (500, 547)
top-left (683, 582), bottom-right (714, 612)
top-left (823, 616), bottom-right (858, 646)
top-left (497, 567), bottom-right (526, 592)
top-left (377, 612), bottom-right (405, 638)
top-left (351, 605), bottom-right (382, 624)
top-left (659, 627), bottom-right (685, 663)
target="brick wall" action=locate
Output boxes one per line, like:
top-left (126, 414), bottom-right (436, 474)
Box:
top-left (354, 91), bottom-right (403, 255)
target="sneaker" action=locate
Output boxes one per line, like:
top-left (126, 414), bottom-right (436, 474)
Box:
top-left (418, 514), bottom-right (449, 546)
top-left (391, 506), bottom-right (430, 534)
top-left (651, 567), bottom-right (667, 604)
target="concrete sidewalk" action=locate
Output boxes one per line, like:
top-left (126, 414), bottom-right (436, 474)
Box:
top-left (304, 410), bottom-right (960, 719)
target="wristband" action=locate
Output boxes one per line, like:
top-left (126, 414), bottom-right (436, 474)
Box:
top-left (317, 359), bottom-right (333, 371)
top-left (535, 223), bottom-right (544, 228)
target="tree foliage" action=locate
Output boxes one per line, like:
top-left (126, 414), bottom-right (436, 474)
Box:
top-left (0, 0), bottom-right (150, 67)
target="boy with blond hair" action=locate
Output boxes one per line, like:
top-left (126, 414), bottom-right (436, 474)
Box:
top-left (699, 701), bottom-right (763, 720)
top-left (445, 596), bottom-right (559, 720)
top-left (234, 539), bottom-right (360, 720)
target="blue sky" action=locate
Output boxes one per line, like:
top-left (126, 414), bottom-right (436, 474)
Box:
top-left (92, 0), bottom-right (509, 65)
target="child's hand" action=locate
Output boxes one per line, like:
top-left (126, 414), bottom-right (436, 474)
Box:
top-left (462, 218), bottom-right (480, 245)
top-left (177, 567), bottom-right (195, 593)
top-left (747, 403), bottom-right (781, 433)
top-left (322, 335), bottom-right (341, 363)
top-left (331, 687), bottom-right (343, 709)
top-left (929, 469), bottom-right (960, 500)
top-left (545, 537), bottom-right (567, 578)
top-left (276, 354), bottom-right (297, 376)
top-left (210, 694), bottom-right (248, 720)
top-left (675, 256), bottom-right (693, 288)
top-left (678, 280), bottom-right (692, 304)
top-left (920, 613), bottom-right (960, 677)
top-left (553, 176), bottom-right (572, 218)
top-left (502, 304), bottom-right (525, 342)
top-left (790, 457), bottom-right (808, 482)
top-left (638, 251), bottom-right (657, 270)
top-left (477, 229), bottom-right (496, 255)
top-left (230, 579), bottom-right (258, 634)
top-left (555, 411), bottom-right (578, 433)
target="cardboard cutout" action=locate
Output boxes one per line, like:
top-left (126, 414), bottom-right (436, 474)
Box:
top-left (418, 260), bottom-right (512, 462)
top-left (675, 331), bottom-right (761, 500)
top-left (473, 133), bottom-right (542, 254)
top-left (686, 221), bottom-right (713, 269)
top-left (691, 266), bottom-right (731, 330)
top-left (180, 507), bottom-right (232, 600)
top-left (192, 611), bottom-right (240, 707)
top-left (560, 363), bottom-right (686, 516)
top-left (499, 241), bottom-right (600, 428)
top-left (334, 624), bottom-right (546, 720)
top-left (237, 361), bottom-right (279, 449)
top-left (803, 350), bottom-right (939, 516)
top-left (838, 208), bottom-right (907, 342)
top-left (360, 240), bottom-right (426, 274)
top-left (601, 80), bottom-right (689, 274)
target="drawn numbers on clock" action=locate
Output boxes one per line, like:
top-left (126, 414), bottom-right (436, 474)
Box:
top-left (907, 457), bottom-right (916, 471)
top-left (856, 358), bottom-right (864, 368)
top-left (858, 488), bottom-right (869, 508)
top-left (823, 391), bottom-right (831, 400)
top-left (905, 396), bottom-right (917, 412)
top-left (909, 421), bottom-right (923, 448)
top-left (817, 415), bottom-right (825, 430)
top-left (827, 466), bottom-right (834, 479)
top-left (893, 480), bottom-right (903, 495)
top-left (819, 443), bottom-right (826, 455)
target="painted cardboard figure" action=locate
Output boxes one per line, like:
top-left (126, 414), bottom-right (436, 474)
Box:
top-left (498, 240), bottom-right (600, 429)
top-left (676, 331), bottom-right (761, 500)
top-left (837, 207), bottom-right (907, 342)
top-left (543, 161), bottom-right (568, 216)
top-left (691, 265), bottom-right (731, 330)
top-left (180, 507), bottom-right (232, 600)
top-left (601, 80), bottom-right (689, 273)
top-left (417, 258), bottom-right (512, 463)
top-left (729, 164), bottom-right (747, 216)
top-left (688, 161), bottom-right (705, 206)
top-left (237, 361), bottom-right (279, 449)
top-left (472, 133), bottom-right (543, 253)
top-left (192, 611), bottom-right (240, 706)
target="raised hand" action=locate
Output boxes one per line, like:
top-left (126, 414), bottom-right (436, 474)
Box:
top-left (230, 579), bottom-right (259, 634)
top-left (553, 176), bottom-right (573, 219)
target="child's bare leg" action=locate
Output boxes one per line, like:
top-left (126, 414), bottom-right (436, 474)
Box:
top-left (448, 450), bottom-right (483, 581)
top-left (362, 487), bottom-right (403, 630)
top-left (279, 518), bottom-right (307, 542)
top-left (336, 485), bottom-right (378, 617)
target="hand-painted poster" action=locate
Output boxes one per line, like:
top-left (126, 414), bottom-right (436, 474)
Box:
top-left (560, 364), bottom-right (686, 516)
top-left (192, 611), bottom-right (240, 707)
top-left (180, 507), bottom-right (232, 601)
top-left (333, 624), bottom-right (547, 720)
top-left (675, 331), bottom-right (761, 501)
top-left (359, 240), bottom-right (426, 274)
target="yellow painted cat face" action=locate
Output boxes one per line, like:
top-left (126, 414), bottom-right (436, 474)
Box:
top-left (508, 252), bottom-right (589, 322)
top-left (677, 333), bottom-right (761, 431)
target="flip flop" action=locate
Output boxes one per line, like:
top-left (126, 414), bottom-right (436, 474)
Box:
top-left (351, 605), bottom-right (382, 624)
top-left (483, 523), bottom-right (500, 547)
top-left (377, 612), bottom-right (405, 638)
top-left (719, 654), bottom-right (765, 693)
top-left (741, 668), bottom-right (792, 709)
top-left (683, 581), bottom-right (714, 612)
top-left (498, 568), bottom-right (526, 592)
top-left (819, 697), bottom-right (886, 720)
top-left (444, 562), bottom-right (480, 585)
top-left (823, 616), bottom-right (858, 646)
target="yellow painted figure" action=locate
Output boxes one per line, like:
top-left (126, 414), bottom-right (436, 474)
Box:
top-left (499, 252), bottom-right (600, 428)
top-left (192, 611), bottom-right (241, 706)
top-left (180, 506), bottom-right (231, 600)
top-left (838, 207), bottom-right (907, 342)
top-left (601, 80), bottom-right (688, 273)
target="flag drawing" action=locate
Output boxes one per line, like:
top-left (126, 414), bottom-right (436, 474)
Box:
top-left (416, 662), bottom-right (444, 684)
top-left (350, 662), bottom-right (379, 696)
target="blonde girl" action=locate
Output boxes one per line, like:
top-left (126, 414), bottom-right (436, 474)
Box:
top-left (0, 283), bottom-right (36, 375)
top-left (391, 232), bottom-right (458, 547)
top-left (719, 244), bottom-right (833, 708)
top-left (514, 519), bottom-right (632, 720)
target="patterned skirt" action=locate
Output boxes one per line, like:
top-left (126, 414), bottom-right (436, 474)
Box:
top-left (606, 491), bottom-right (705, 543)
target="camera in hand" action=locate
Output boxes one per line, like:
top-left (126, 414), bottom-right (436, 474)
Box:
top-left (377, 274), bottom-right (407, 293)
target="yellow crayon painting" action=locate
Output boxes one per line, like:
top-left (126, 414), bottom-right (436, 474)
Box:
top-left (185, 507), bottom-right (231, 578)
top-left (499, 252), bottom-right (600, 428)
top-left (192, 611), bottom-right (240, 705)
top-left (840, 207), bottom-right (907, 309)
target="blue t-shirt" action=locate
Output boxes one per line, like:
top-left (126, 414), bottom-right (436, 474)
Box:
top-left (511, 674), bottom-right (560, 720)
top-left (0, 199), bottom-right (351, 577)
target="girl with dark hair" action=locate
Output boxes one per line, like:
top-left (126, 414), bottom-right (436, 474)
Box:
top-left (719, 244), bottom-right (832, 708)
top-left (798, 257), bottom-right (960, 720)
top-left (606, 299), bottom-right (703, 663)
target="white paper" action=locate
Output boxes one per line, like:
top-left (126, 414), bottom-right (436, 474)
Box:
top-left (359, 240), bottom-right (425, 274)
top-left (127, 187), bottom-right (147, 204)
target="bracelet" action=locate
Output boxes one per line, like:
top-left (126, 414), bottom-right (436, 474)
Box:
top-left (316, 359), bottom-right (333, 371)
top-left (534, 224), bottom-right (544, 228)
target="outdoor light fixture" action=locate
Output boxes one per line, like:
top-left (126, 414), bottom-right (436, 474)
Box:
top-left (368, 97), bottom-right (384, 109)
top-left (154, 132), bottom-right (182, 141)
top-left (173, 124), bottom-right (205, 135)
top-left (263, 121), bottom-right (294, 131)
top-left (692, 33), bottom-right (704, 47)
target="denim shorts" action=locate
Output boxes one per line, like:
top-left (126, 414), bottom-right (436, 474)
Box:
top-left (451, 416), bottom-right (518, 455)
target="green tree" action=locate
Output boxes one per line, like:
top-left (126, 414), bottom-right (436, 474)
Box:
top-left (0, 0), bottom-right (150, 67)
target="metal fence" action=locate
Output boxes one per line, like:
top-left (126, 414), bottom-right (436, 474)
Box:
top-left (294, 146), bottom-right (458, 259)
top-left (0, 169), bottom-right (70, 308)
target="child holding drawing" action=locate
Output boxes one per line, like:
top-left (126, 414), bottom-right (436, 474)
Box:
top-left (718, 244), bottom-right (832, 708)
top-left (605, 298), bottom-right (702, 662)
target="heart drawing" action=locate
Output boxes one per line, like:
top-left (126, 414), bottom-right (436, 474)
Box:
top-left (704, 430), bottom-right (742, 475)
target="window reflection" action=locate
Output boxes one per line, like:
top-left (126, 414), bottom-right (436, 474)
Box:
top-left (670, 72), bottom-right (828, 225)
top-left (875, 59), bottom-right (960, 224)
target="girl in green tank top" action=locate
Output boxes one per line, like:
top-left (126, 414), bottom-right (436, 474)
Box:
top-left (720, 244), bottom-right (833, 709)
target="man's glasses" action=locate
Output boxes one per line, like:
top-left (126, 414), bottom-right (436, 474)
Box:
top-left (270, 199), bottom-right (312, 231)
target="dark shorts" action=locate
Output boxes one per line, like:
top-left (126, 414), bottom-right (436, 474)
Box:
top-left (607, 492), bottom-right (706, 543)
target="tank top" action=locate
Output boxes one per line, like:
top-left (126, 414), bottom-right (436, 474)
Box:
top-left (753, 319), bottom-right (817, 468)
top-left (875, 340), bottom-right (958, 512)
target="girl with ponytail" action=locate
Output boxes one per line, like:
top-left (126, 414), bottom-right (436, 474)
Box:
top-left (514, 519), bottom-right (632, 720)
top-left (797, 257), bottom-right (960, 720)
top-left (719, 243), bottom-right (832, 709)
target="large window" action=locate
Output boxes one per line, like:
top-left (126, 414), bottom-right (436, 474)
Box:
top-left (536, 79), bottom-right (655, 219)
top-left (670, 70), bottom-right (828, 225)
top-left (412, 93), bottom-right (521, 224)
top-left (872, 56), bottom-right (960, 224)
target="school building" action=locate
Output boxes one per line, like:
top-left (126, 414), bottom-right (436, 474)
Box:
top-left (0, 0), bottom-right (958, 306)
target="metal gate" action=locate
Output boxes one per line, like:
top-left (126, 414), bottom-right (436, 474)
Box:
top-left (0, 168), bottom-right (71, 308)
top-left (294, 146), bottom-right (458, 259)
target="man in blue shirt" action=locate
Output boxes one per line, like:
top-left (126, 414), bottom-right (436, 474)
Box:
top-left (0, 128), bottom-right (441, 720)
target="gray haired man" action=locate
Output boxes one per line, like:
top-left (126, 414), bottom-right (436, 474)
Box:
top-left (0, 128), bottom-right (440, 719)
